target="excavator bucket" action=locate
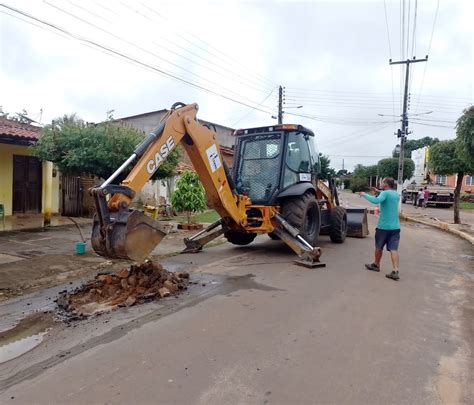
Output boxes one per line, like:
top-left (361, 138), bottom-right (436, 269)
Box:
top-left (91, 209), bottom-right (170, 261)
top-left (346, 208), bottom-right (369, 238)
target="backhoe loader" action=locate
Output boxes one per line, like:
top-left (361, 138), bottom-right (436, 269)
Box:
top-left (90, 102), bottom-right (368, 267)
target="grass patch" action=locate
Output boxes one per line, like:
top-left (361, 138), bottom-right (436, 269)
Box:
top-left (460, 202), bottom-right (474, 210)
top-left (165, 210), bottom-right (220, 224)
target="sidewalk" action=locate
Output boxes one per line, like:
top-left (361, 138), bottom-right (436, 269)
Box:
top-left (399, 212), bottom-right (474, 244)
top-left (0, 214), bottom-right (91, 232)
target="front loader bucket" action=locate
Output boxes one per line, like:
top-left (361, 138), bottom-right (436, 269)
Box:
top-left (91, 209), bottom-right (170, 261)
top-left (346, 208), bottom-right (369, 238)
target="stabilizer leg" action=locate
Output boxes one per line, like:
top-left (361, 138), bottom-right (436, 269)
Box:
top-left (182, 219), bottom-right (225, 253)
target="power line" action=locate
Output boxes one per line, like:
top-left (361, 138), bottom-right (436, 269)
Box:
top-left (383, 0), bottom-right (396, 116)
top-left (117, 1), bottom-right (273, 94)
top-left (411, 0), bottom-right (418, 57)
top-left (94, 0), bottom-right (275, 94)
top-left (320, 123), bottom-right (394, 146)
top-left (136, 1), bottom-right (276, 88)
top-left (410, 117), bottom-right (456, 124)
top-left (383, 0), bottom-right (393, 57)
top-left (411, 122), bottom-right (454, 129)
top-left (284, 111), bottom-right (398, 126)
top-left (66, 0), bottom-right (113, 24)
top-left (283, 88), bottom-right (472, 104)
top-left (406, 0), bottom-right (411, 58)
top-left (42, 0), bottom-right (269, 106)
top-left (414, 0), bottom-right (440, 113)
top-left (0, 4), bottom-right (276, 117)
top-left (327, 154), bottom-right (390, 158)
top-left (230, 87), bottom-right (277, 127)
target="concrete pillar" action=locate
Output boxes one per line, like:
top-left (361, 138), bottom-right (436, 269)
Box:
top-left (43, 161), bottom-right (53, 226)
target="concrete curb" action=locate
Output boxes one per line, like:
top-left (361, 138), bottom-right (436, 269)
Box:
top-left (399, 212), bottom-right (474, 245)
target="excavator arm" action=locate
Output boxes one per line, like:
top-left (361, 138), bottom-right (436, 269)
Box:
top-left (90, 102), bottom-right (323, 267)
top-left (90, 103), bottom-right (248, 261)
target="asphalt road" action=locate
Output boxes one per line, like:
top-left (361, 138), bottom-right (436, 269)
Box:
top-left (1, 217), bottom-right (473, 404)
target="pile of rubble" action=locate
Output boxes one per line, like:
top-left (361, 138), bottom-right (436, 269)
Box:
top-left (57, 261), bottom-right (189, 318)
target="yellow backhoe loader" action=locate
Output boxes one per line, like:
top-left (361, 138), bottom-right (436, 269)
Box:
top-left (90, 102), bottom-right (368, 268)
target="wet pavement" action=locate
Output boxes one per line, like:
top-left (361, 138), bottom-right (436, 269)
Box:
top-left (0, 217), bottom-right (472, 403)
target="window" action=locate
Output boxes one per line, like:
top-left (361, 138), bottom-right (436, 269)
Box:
top-left (307, 135), bottom-right (320, 173)
top-left (283, 132), bottom-right (311, 188)
top-left (466, 175), bottom-right (474, 186)
top-left (435, 175), bottom-right (447, 185)
top-left (234, 133), bottom-right (282, 203)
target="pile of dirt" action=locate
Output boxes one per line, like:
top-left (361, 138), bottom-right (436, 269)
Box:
top-left (57, 261), bottom-right (189, 318)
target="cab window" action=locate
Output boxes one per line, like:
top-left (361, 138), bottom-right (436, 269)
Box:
top-left (283, 132), bottom-right (311, 188)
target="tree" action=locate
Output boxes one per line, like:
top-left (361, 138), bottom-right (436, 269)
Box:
top-left (336, 169), bottom-right (348, 177)
top-left (456, 106), bottom-right (474, 163)
top-left (349, 177), bottom-right (368, 192)
top-left (429, 108), bottom-right (474, 224)
top-left (377, 158), bottom-right (414, 181)
top-left (318, 154), bottom-right (336, 180)
top-left (430, 140), bottom-right (468, 224)
top-left (170, 171), bottom-right (207, 224)
top-left (393, 137), bottom-right (439, 158)
top-left (352, 164), bottom-right (377, 178)
top-left (34, 115), bottom-right (181, 180)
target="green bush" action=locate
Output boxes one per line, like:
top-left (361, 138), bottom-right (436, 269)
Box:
top-left (171, 171), bottom-right (207, 224)
top-left (350, 177), bottom-right (369, 192)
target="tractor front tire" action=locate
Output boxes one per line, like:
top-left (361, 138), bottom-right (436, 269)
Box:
top-left (281, 192), bottom-right (321, 246)
top-left (224, 230), bottom-right (257, 246)
top-left (329, 206), bottom-right (347, 243)
top-left (268, 232), bottom-right (279, 240)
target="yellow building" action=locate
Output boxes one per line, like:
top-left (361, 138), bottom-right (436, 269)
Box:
top-left (0, 117), bottom-right (59, 219)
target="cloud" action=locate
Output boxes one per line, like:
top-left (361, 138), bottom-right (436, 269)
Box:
top-left (1, 0), bottom-right (472, 170)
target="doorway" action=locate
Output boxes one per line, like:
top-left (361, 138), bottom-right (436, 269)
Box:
top-left (12, 155), bottom-right (42, 214)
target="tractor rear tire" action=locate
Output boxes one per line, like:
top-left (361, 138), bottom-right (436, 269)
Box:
top-left (224, 230), bottom-right (257, 246)
top-left (281, 192), bottom-right (321, 246)
top-left (329, 206), bottom-right (347, 243)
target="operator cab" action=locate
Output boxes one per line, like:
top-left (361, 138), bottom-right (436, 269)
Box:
top-left (232, 124), bottom-right (320, 205)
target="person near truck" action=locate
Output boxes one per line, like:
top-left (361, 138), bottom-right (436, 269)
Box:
top-left (423, 186), bottom-right (430, 208)
top-left (358, 177), bottom-right (401, 281)
top-left (416, 188), bottom-right (425, 207)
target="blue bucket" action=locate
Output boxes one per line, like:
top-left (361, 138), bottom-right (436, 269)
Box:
top-left (75, 241), bottom-right (87, 255)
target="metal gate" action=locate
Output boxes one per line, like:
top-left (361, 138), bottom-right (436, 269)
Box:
top-left (61, 176), bottom-right (83, 216)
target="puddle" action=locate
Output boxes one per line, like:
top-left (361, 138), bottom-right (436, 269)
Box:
top-left (0, 312), bottom-right (55, 363)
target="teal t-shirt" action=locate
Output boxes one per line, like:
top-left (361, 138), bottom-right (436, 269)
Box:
top-left (364, 190), bottom-right (400, 230)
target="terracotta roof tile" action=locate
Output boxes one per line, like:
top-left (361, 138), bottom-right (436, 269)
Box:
top-left (0, 117), bottom-right (42, 141)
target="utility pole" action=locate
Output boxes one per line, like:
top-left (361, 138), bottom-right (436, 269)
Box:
top-left (278, 85), bottom-right (283, 124)
top-left (389, 56), bottom-right (428, 198)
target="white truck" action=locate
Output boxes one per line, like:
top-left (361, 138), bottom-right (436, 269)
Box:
top-left (402, 183), bottom-right (454, 207)
top-left (402, 146), bottom-right (454, 207)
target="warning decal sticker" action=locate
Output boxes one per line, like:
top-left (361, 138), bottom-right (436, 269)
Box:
top-left (206, 144), bottom-right (222, 173)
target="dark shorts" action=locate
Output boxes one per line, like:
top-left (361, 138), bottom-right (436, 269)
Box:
top-left (375, 228), bottom-right (400, 251)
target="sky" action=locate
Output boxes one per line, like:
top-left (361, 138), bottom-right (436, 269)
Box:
top-left (1, 0), bottom-right (472, 171)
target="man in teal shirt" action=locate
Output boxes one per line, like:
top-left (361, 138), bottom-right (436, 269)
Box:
top-left (359, 177), bottom-right (401, 281)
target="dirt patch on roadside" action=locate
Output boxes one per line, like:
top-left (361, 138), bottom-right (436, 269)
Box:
top-left (57, 261), bottom-right (189, 318)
